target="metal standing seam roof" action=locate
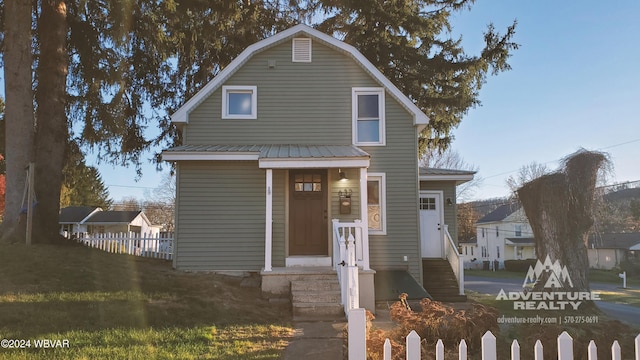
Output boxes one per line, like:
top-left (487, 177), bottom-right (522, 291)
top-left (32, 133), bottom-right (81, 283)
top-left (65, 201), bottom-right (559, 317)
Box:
top-left (419, 167), bottom-right (477, 176)
top-left (164, 144), bottom-right (370, 159)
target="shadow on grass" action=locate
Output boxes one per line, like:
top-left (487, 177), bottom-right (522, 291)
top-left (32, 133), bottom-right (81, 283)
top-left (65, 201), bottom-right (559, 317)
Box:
top-left (0, 243), bottom-right (293, 359)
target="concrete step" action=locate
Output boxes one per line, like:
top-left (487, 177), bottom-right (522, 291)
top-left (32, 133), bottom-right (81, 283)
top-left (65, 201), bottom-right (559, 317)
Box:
top-left (291, 279), bottom-right (341, 292)
top-left (292, 302), bottom-right (344, 321)
top-left (290, 275), bottom-right (344, 321)
top-left (292, 289), bottom-right (342, 304)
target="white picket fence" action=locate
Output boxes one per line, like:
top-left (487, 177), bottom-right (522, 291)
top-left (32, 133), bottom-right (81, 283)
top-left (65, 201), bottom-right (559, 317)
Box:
top-left (73, 232), bottom-right (173, 260)
top-left (348, 308), bottom-right (640, 360)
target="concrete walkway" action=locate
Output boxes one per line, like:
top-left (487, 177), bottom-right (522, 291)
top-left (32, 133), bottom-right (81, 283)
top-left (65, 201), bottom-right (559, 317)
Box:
top-left (282, 321), bottom-right (346, 360)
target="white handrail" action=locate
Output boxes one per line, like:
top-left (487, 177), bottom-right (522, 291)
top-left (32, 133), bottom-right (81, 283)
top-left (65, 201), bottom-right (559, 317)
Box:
top-left (444, 225), bottom-right (464, 295)
top-left (332, 219), bottom-right (362, 315)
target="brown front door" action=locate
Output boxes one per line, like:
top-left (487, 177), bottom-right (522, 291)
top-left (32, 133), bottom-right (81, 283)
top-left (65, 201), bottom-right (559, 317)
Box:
top-left (289, 170), bottom-right (328, 255)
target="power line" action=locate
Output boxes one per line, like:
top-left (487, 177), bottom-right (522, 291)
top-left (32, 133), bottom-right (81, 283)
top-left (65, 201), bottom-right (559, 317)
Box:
top-left (480, 137), bottom-right (640, 181)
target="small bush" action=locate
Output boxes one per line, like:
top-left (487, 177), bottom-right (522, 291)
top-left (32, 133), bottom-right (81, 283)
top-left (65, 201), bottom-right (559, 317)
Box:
top-left (504, 259), bottom-right (537, 272)
top-left (365, 294), bottom-right (498, 359)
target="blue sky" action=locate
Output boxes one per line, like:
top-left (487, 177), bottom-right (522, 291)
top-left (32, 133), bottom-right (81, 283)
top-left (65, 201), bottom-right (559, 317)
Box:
top-left (448, 0), bottom-right (640, 199)
top-left (3, 1), bottom-right (640, 202)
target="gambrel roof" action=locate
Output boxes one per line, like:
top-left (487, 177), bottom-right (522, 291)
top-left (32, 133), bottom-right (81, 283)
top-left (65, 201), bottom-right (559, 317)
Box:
top-left (170, 24), bottom-right (429, 128)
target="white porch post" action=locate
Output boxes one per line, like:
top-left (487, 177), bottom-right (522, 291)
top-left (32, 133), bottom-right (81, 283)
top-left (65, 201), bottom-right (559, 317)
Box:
top-left (264, 168), bottom-right (273, 272)
top-left (359, 167), bottom-right (371, 270)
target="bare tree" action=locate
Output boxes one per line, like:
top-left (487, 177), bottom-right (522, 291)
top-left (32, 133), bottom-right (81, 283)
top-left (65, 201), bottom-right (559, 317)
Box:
top-left (143, 173), bottom-right (175, 231)
top-left (505, 162), bottom-right (550, 194)
top-left (111, 197), bottom-right (142, 211)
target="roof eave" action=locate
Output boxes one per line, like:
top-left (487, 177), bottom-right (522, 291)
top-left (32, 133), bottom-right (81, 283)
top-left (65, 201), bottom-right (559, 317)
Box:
top-left (419, 174), bottom-right (475, 185)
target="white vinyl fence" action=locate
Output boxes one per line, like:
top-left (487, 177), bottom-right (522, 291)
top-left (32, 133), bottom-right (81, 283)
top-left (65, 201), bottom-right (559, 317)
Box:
top-left (348, 308), bottom-right (640, 360)
top-left (71, 232), bottom-right (173, 260)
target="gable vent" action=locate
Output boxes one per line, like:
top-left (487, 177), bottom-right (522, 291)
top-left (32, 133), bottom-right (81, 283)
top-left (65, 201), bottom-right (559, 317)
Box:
top-left (292, 38), bottom-right (312, 62)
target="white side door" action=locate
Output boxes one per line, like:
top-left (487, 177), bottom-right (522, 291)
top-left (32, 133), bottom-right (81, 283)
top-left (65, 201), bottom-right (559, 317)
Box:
top-left (420, 192), bottom-right (444, 258)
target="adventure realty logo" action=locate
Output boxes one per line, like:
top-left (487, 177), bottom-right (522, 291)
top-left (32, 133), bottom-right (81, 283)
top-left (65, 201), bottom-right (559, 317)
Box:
top-left (496, 256), bottom-right (600, 310)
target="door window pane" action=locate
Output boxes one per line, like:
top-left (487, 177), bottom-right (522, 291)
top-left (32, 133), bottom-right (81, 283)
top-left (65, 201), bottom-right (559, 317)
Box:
top-left (294, 173), bottom-right (322, 192)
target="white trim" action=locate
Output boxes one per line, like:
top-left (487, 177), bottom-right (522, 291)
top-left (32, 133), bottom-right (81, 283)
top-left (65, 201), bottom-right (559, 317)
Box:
top-left (170, 24), bottom-right (429, 126)
top-left (360, 168), bottom-right (371, 270)
top-left (221, 85), bottom-right (257, 119)
top-left (162, 152), bottom-right (260, 161)
top-left (352, 88), bottom-right (386, 146)
top-left (292, 37), bottom-right (312, 62)
top-left (367, 172), bottom-right (387, 235)
top-left (259, 158), bottom-right (369, 169)
top-left (419, 190), bottom-right (445, 258)
top-left (264, 169), bottom-right (273, 272)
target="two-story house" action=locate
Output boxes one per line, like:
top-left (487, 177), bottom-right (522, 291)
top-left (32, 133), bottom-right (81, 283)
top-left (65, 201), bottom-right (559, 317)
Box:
top-left (162, 24), bottom-right (470, 317)
top-left (473, 202), bottom-right (536, 269)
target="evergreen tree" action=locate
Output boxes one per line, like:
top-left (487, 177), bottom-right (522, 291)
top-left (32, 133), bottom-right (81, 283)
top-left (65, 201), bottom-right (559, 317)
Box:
top-left (1, 0), bottom-right (518, 242)
top-left (61, 142), bottom-right (112, 209)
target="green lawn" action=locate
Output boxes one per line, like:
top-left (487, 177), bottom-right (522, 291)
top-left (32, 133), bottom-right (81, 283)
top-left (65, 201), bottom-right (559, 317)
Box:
top-left (0, 243), bottom-right (293, 359)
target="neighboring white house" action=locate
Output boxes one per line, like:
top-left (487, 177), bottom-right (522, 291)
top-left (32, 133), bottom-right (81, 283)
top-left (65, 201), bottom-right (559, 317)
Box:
top-left (59, 206), bottom-right (103, 236)
top-left (472, 203), bottom-right (536, 270)
top-left (59, 207), bottom-right (160, 237)
top-left (469, 203), bottom-right (640, 271)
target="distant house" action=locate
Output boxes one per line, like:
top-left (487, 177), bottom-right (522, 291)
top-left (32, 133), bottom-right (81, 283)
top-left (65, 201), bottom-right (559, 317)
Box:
top-left (587, 232), bottom-right (640, 270)
top-left (59, 206), bottom-right (102, 236)
top-left (82, 211), bottom-right (159, 236)
top-left (473, 203), bottom-right (536, 269)
top-left (59, 207), bottom-right (160, 237)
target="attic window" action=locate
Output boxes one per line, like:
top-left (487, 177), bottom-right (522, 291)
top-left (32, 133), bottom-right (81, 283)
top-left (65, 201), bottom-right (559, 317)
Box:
top-left (292, 38), bottom-right (312, 62)
top-left (222, 86), bottom-right (257, 119)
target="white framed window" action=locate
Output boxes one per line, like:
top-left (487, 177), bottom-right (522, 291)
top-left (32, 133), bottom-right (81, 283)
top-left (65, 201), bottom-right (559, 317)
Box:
top-left (367, 173), bottom-right (386, 235)
top-left (222, 85), bottom-right (257, 119)
top-left (515, 224), bottom-right (522, 237)
top-left (352, 88), bottom-right (385, 145)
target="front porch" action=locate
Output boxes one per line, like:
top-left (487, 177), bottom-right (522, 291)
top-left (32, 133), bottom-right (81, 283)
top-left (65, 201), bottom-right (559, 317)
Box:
top-left (261, 219), bottom-right (376, 315)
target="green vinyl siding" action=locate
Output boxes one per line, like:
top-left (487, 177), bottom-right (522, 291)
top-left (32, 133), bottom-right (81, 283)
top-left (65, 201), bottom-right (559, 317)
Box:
top-left (330, 168), bottom-right (361, 222)
top-left (420, 181), bottom-right (459, 244)
top-left (363, 98), bottom-right (422, 281)
top-left (185, 38), bottom-right (378, 145)
top-left (174, 161), bottom-right (265, 271)
top-left (174, 34), bottom-right (424, 280)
